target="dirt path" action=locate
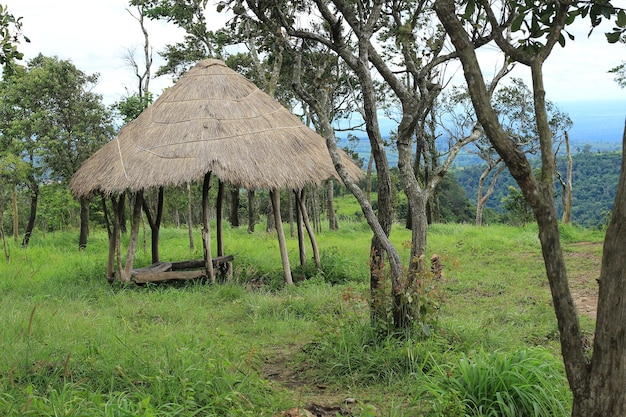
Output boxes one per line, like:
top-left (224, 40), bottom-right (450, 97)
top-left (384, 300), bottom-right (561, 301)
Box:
top-left (566, 242), bottom-right (602, 320)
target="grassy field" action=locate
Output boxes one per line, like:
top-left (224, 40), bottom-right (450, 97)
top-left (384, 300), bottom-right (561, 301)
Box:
top-left (0, 218), bottom-right (603, 416)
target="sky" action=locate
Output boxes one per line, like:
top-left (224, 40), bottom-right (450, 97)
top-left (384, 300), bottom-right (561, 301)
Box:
top-left (5, 0), bottom-right (626, 108)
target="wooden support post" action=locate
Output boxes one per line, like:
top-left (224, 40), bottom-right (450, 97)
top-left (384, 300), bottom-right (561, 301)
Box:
top-left (202, 172), bottom-right (215, 283)
top-left (110, 194), bottom-right (125, 281)
top-left (141, 186), bottom-right (164, 264)
top-left (123, 191), bottom-right (144, 279)
top-left (216, 179), bottom-right (225, 257)
top-left (106, 195), bottom-right (118, 280)
top-left (294, 190), bottom-right (306, 268)
top-left (271, 189), bottom-right (293, 284)
top-left (296, 189), bottom-right (321, 269)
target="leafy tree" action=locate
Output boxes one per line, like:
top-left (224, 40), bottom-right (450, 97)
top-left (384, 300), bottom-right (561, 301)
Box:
top-left (435, 0), bottom-right (626, 414)
top-left (220, 0), bottom-right (496, 330)
top-left (0, 55), bottom-right (114, 248)
top-left (446, 78), bottom-right (572, 225)
top-left (132, 0), bottom-right (231, 77)
top-left (501, 185), bottom-right (533, 224)
top-left (0, 4), bottom-right (28, 74)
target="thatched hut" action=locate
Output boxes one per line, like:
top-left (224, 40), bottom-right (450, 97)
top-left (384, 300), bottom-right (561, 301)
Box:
top-left (70, 59), bottom-right (362, 284)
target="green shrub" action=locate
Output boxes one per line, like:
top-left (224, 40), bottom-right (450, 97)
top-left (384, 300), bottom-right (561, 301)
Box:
top-left (418, 347), bottom-right (571, 416)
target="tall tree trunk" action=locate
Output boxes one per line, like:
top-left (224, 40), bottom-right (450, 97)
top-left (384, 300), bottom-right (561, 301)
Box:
top-left (434, 1), bottom-right (607, 412)
top-left (0, 192), bottom-right (8, 261)
top-left (327, 179), bottom-right (338, 230)
top-left (365, 153), bottom-right (374, 202)
top-left (573, 121), bottom-right (626, 416)
top-left (78, 197), bottom-right (90, 250)
top-left (22, 181), bottom-right (39, 248)
top-left (476, 163), bottom-right (506, 226)
top-left (561, 131), bottom-right (573, 223)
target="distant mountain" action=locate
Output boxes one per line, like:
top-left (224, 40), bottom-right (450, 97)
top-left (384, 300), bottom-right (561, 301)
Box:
top-left (454, 150), bottom-right (621, 227)
top-left (335, 98), bottom-right (626, 167)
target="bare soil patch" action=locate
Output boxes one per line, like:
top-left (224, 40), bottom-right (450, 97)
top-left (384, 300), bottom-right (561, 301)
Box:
top-left (565, 242), bottom-right (602, 320)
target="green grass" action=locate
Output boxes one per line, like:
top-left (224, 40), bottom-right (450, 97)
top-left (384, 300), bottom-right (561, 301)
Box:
top-left (0, 220), bottom-right (603, 416)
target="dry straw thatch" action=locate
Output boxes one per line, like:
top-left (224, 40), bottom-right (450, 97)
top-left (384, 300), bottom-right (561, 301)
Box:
top-left (70, 59), bottom-right (362, 198)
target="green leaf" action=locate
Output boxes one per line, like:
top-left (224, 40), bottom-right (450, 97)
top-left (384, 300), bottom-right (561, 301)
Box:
top-left (511, 13), bottom-right (525, 32)
top-left (462, 0), bottom-right (476, 20)
top-left (600, 4), bottom-right (614, 19)
top-left (617, 10), bottom-right (626, 27)
top-left (606, 31), bottom-right (622, 43)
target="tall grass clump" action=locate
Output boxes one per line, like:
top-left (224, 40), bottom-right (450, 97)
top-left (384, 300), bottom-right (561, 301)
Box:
top-left (418, 347), bottom-right (571, 416)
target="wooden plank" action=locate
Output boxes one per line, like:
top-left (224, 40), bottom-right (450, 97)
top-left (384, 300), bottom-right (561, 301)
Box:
top-left (214, 254), bottom-right (234, 264)
top-left (132, 269), bottom-right (206, 284)
top-left (133, 262), bottom-right (172, 274)
top-left (170, 259), bottom-right (205, 270)
top-left (170, 255), bottom-right (234, 271)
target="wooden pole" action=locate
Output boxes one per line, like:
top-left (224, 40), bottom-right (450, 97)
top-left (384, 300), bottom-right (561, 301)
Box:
top-left (296, 189), bottom-right (321, 268)
top-left (271, 189), bottom-right (293, 284)
top-left (294, 190), bottom-right (306, 268)
top-left (109, 195), bottom-right (124, 281)
top-left (106, 196), bottom-right (116, 280)
top-left (216, 179), bottom-right (225, 257)
top-left (123, 191), bottom-right (144, 280)
top-left (202, 172), bottom-right (215, 283)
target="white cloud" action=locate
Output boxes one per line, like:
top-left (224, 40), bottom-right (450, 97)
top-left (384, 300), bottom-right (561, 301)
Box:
top-left (7, 0), bottom-right (196, 105)
top-left (6, 0), bottom-right (626, 106)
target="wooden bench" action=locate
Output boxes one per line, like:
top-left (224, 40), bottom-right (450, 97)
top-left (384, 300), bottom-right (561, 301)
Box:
top-left (132, 255), bottom-right (234, 284)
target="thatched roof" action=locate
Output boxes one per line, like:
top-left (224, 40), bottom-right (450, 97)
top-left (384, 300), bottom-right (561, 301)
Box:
top-left (70, 59), bottom-right (362, 198)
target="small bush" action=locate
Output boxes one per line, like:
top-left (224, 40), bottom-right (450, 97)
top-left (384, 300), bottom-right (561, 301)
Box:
top-left (418, 347), bottom-right (571, 416)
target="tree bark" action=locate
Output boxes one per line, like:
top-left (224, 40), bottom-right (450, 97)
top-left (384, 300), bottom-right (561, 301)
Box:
top-left (435, 0), bottom-right (609, 412)
top-left (476, 163), bottom-right (506, 226)
top-left (571, 122), bottom-right (626, 416)
top-left (21, 181), bottom-right (38, 248)
top-left (78, 197), bottom-right (90, 250)
top-left (561, 131), bottom-right (573, 223)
